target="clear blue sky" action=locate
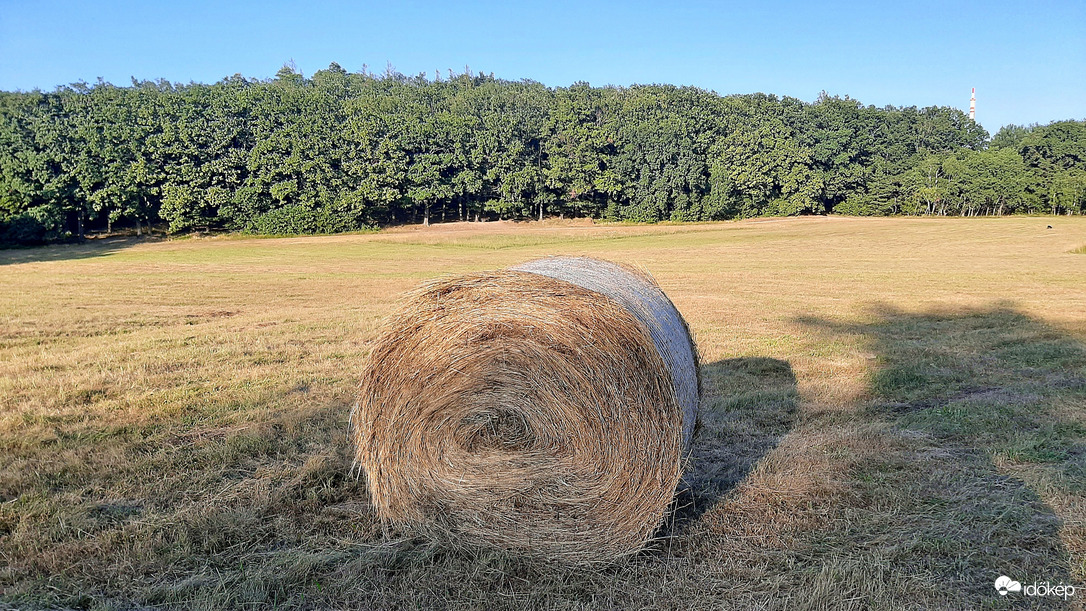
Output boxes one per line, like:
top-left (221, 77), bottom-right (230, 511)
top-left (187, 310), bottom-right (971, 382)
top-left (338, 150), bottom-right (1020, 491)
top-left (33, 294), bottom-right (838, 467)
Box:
top-left (1, 0), bottom-right (1083, 132)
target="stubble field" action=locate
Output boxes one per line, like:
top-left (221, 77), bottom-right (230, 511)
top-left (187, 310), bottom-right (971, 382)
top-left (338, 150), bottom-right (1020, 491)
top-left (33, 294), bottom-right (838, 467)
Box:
top-left (2, 216), bottom-right (1085, 609)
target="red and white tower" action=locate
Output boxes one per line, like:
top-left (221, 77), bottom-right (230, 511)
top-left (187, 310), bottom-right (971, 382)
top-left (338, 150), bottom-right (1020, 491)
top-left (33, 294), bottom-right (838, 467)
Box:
top-left (969, 87), bottom-right (976, 121)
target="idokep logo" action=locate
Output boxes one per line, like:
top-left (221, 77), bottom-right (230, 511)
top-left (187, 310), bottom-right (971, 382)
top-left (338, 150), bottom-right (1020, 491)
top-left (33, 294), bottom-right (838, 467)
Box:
top-left (995, 575), bottom-right (1077, 601)
top-left (994, 575), bottom-right (1021, 596)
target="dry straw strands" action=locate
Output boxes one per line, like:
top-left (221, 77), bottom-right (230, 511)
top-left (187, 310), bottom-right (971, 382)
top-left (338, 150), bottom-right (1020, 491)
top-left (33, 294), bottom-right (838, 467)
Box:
top-left (351, 256), bottom-right (700, 562)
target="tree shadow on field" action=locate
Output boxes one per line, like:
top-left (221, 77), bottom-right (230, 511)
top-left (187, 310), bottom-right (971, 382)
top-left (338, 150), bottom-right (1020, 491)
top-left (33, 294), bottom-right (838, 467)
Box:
top-left (797, 303), bottom-right (1085, 606)
top-left (0, 235), bottom-right (149, 265)
top-left (670, 357), bottom-right (799, 530)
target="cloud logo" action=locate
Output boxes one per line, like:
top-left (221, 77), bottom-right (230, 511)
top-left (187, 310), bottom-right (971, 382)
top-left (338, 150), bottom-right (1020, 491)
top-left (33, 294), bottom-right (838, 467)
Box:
top-left (995, 575), bottom-right (1022, 596)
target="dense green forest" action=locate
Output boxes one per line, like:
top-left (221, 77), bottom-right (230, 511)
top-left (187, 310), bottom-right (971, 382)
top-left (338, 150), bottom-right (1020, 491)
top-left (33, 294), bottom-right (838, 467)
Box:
top-left (1, 63), bottom-right (1084, 245)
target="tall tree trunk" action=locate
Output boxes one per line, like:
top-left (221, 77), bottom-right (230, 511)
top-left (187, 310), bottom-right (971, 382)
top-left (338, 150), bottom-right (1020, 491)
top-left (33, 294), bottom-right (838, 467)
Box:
top-left (424, 202), bottom-right (430, 226)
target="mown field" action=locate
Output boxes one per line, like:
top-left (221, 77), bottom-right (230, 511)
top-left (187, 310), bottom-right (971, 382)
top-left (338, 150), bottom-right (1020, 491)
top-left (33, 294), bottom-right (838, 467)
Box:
top-left (2, 216), bottom-right (1085, 610)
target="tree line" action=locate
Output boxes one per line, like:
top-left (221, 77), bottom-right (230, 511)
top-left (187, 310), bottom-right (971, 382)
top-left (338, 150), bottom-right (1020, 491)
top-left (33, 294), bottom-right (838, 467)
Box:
top-left (1, 63), bottom-right (1084, 245)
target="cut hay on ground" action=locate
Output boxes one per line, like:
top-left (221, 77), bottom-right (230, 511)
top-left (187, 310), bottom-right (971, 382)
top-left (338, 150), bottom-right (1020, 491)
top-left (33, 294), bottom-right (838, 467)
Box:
top-left (350, 256), bottom-right (700, 563)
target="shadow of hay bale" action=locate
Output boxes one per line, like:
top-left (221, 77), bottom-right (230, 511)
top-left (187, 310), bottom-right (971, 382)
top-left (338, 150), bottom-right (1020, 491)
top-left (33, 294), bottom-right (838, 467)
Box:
top-left (669, 357), bottom-right (798, 532)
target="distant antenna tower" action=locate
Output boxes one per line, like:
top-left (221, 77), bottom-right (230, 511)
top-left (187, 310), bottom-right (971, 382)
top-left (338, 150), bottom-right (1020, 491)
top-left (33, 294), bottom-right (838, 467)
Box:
top-left (969, 87), bottom-right (976, 121)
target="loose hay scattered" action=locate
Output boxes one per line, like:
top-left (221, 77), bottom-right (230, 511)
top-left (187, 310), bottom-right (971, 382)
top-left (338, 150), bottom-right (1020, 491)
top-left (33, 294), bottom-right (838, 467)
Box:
top-left (351, 256), bottom-right (700, 563)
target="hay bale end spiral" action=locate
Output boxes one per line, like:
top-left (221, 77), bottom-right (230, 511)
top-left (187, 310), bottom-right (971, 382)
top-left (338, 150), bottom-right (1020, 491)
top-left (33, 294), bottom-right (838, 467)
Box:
top-left (351, 256), bottom-right (700, 562)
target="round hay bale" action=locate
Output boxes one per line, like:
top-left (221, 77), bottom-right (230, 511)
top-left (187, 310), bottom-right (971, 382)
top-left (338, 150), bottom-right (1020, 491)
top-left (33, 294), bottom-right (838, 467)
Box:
top-left (351, 256), bottom-right (700, 562)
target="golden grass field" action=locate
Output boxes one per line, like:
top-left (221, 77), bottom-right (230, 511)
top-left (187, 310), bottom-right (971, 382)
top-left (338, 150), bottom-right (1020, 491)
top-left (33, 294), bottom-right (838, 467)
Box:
top-left (2, 216), bottom-right (1085, 609)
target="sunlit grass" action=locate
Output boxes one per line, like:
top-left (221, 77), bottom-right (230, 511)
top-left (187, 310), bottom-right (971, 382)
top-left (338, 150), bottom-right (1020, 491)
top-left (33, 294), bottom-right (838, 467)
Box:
top-left (1, 216), bottom-right (1085, 608)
